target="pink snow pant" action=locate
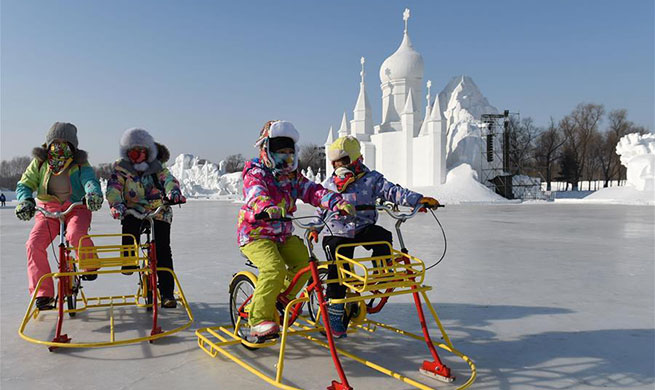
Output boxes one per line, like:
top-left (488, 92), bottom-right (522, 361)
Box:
top-left (25, 200), bottom-right (95, 298)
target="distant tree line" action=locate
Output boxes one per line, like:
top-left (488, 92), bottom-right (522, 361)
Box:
top-left (1, 108), bottom-right (648, 192)
top-left (506, 103), bottom-right (649, 191)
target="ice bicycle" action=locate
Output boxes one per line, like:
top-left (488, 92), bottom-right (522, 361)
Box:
top-left (18, 201), bottom-right (194, 351)
top-left (195, 203), bottom-right (476, 390)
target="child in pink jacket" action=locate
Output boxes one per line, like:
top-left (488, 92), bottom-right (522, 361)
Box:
top-left (237, 120), bottom-right (355, 339)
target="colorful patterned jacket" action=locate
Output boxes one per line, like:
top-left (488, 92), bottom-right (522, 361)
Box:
top-left (105, 144), bottom-right (181, 223)
top-left (320, 165), bottom-right (423, 238)
top-left (237, 158), bottom-right (343, 247)
top-left (16, 147), bottom-right (101, 203)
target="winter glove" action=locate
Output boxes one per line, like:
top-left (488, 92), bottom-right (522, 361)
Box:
top-left (264, 206), bottom-right (284, 220)
top-left (15, 198), bottom-right (36, 221)
top-left (85, 192), bottom-right (104, 212)
top-left (167, 189), bottom-right (186, 205)
top-left (419, 197), bottom-right (440, 210)
top-left (309, 230), bottom-right (319, 243)
top-left (333, 200), bottom-right (356, 217)
top-left (110, 204), bottom-right (127, 220)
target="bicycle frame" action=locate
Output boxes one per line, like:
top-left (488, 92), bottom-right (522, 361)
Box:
top-left (196, 206), bottom-right (476, 390)
top-left (18, 203), bottom-right (194, 350)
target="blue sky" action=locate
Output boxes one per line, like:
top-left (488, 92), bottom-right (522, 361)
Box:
top-left (2, 0), bottom-right (653, 165)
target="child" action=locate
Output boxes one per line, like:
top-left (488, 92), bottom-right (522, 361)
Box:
top-left (15, 122), bottom-right (104, 310)
top-left (238, 120), bottom-right (355, 339)
top-left (105, 128), bottom-right (185, 308)
top-left (321, 136), bottom-right (440, 337)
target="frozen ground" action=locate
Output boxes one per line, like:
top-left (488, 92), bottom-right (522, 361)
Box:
top-left (1, 201), bottom-right (653, 390)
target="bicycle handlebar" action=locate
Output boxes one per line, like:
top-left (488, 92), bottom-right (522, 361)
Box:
top-left (35, 201), bottom-right (85, 219)
top-left (254, 210), bottom-right (341, 230)
top-left (123, 198), bottom-right (184, 220)
top-left (125, 204), bottom-right (168, 220)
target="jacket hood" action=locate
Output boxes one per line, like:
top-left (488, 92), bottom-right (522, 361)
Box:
top-left (119, 128), bottom-right (169, 163)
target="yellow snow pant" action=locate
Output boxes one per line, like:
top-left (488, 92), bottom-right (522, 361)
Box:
top-left (241, 236), bottom-right (310, 326)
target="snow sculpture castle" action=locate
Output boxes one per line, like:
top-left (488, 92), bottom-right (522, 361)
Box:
top-left (325, 8), bottom-right (501, 188)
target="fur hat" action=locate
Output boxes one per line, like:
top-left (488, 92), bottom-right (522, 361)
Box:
top-left (46, 122), bottom-right (78, 149)
top-left (120, 128), bottom-right (159, 163)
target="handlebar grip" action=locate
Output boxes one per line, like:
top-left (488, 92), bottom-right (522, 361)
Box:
top-left (355, 205), bottom-right (376, 211)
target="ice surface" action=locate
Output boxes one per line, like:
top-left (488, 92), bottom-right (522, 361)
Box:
top-left (1, 201), bottom-right (653, 390)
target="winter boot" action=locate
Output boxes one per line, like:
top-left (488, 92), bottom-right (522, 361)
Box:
top-left (327, 303), bottom-right (347, 338)
top-left (250, 321), bottom-right (280, 339)
top-left (36, 296), bottom-right (55, 311)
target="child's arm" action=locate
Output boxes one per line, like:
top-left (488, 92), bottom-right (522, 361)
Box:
top-left (374, 175), bottom-right (423, 207)
top-left (297, 174), bottom-right (343, 211)
top-left (15, 158), bottom-right (41, 202)
top-left (158, 166), bottom-right (182, 199)
top-left (78, 163), bottom-right (103, 196)
top-left (105, 166), bottom-right (126, 207)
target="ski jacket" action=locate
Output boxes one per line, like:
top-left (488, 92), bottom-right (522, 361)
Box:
top-left (105, 143), bottom-right (180, 223)
top-left (237, 158), bottom-right (343, 247)
top-left (16, 147), bottom-right (101, 204)
top-left (320, 166), bottom-right (423, 238)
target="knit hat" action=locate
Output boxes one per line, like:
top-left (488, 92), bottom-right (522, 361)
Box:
top-left (46, 122), bottom-right (78, 149)
top-left (119, 128), bottom-right (158, 163)
top-left (328, 136), bottom-right (362, 162)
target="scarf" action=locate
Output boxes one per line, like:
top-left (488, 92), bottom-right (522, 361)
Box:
top-left (333, 157), bottom-right (366, 192)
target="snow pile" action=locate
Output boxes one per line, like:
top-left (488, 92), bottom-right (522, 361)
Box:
top-left (169, 154), bottom-right (242, 200)
top-left (438, 76), bottom-right (499, 172)
top-left (413, 163), bottom-right (507, 204)
top-left (584, 133), bottom-right (654, 205)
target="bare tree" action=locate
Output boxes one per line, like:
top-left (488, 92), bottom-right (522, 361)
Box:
top-left (298, 143), bottom-right (325, 174)
top-left (508, 116), bottom-right (540, 175)
top-left (0, 156), bottom-right (32, 190)
top-left (94, 163), bottom-right (114, 181)
top-left (224, 154), bottom-right (246, 173)
top-left (535, 118), bottom-right (566, 191)
top-left (560, 103), bottom-right (605, 190)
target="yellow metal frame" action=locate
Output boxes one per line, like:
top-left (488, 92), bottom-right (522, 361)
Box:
top-left (196, 247), bottom-right (476, 390)
top-left (18, 234), bottom-right (194, 348)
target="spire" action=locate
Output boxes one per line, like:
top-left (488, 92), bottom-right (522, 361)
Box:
top-left (325, 126), bottom-right (334, 144)
top-left (354, 57), bottom-right (371, 113)
top-left (403, 8), bottom-right (410, 34)
top-left (402, 88), bottom-right (416, 115)
top-left (429, 93), bottom-right (444, 121)
top-left (337, 112), bottom-right (350, 137)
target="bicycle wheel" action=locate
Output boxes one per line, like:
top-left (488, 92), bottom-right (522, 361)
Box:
top-left (66, 264), bottom-right (79, 317)
top-left (229, 273), bottom-right (257, 341)
top-left (140, 271), bottom-right (153, 311)
top-left (307, 266), bottom-right (329, 323)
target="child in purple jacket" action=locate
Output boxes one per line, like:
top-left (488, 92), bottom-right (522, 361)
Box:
top-left (322, 136), bottom-right (440, 337)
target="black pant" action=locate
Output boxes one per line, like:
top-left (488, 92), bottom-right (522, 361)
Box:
top-left (322, 224), bottom-right (393, 300)
top-left (121, 215), bottom-right (175, 298)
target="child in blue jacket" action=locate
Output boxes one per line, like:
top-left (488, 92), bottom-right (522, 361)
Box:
top-left (320, 136), bottom-right (439, 337)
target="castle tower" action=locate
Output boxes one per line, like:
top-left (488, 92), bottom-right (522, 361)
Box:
top-left (378, 8), bottom-right (424, 132)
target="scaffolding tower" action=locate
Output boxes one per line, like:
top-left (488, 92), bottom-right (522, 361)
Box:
top-left (480, 111), bottom-right (546, 200)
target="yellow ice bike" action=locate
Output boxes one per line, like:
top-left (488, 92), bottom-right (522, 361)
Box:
top-left (19, 201), bottom-right (193, 350)
top-left (196, 203), bottom-right (475, 389)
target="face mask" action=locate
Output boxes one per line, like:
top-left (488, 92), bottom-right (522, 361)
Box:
top-left (47, 142), bottom-right (73, 175)
top-left (271, 152), bottom-right (295, 172)
top-left (128, 147), bottom-right (148, 164)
